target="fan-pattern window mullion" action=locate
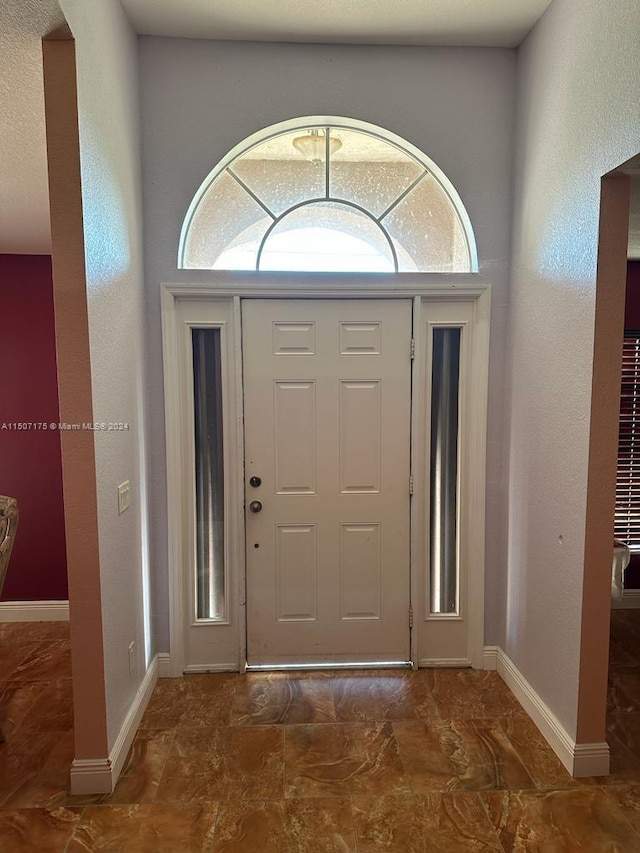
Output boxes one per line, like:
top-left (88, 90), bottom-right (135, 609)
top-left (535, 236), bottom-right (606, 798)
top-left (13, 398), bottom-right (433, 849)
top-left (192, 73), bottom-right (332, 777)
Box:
top-left (179, 117), bottom-right (478, 273)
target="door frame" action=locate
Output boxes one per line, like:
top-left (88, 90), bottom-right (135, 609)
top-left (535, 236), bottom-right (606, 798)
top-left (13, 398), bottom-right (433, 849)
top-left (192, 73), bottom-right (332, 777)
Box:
top-left (161, 274), bottom-right (490, 676)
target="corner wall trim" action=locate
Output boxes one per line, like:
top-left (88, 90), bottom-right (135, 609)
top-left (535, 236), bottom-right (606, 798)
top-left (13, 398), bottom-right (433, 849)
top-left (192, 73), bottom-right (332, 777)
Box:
top-left (0, 600), bottom-right (69, 622)
top-left (157, 653), bottom-right (172, 678)
top-left (483, 645), bottom-right (610, 777)
top-left (482, 645), bottom-right (499, 670)
top-left (70, 655), bottom-right (159, 795)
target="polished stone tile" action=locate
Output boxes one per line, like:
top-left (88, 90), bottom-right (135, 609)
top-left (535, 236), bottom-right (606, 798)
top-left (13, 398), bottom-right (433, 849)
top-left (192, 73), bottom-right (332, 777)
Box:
top-left (610, 612), bottom-right (640, 668)
top-left (182, 672), bottom-right (239, 695)
top-left (332, 671), bottom-right (437, 722)
top-left (605, 782), bottom-right (640, 836)
top-left (231, 675), bottom-right (336, 725)
top-left (108, 728), bottom-right (175, 804)
top-left (0, 642), bottom-right (38, 682)
top-left (608, 712), bottom-right (640, 755)
top-left (482, 788), bottom-right (640, 852)
top-left (140, 678), bottom-right (191, 729)
top-left (250, 669), bottom-right (332, 680)
top-left (327, 668), bottom-right (412, 679)
top-left (0, 622), bottom-right (18, 642)
top-left (0, 681), bottom-right (46, 741)
top-left (0, 752), bottom-right (48, 807)
top-left (352, 792), bottom-right (503, 852)
top-left (609, 637), bottom-right (640, 669)
top-left (212, 797), bottom-right (356, 852)
top-left (499, 716), bottom-right (599, 790)
top-left (393, 719), bottom-right (535, 792)
top-left (12, 679), bottom-right (74, 737)
top-left (182, 674), bottom-right (238, 727)
top-left (0, 806), bottom-right (80, 851)
top-left (141, 673), bottom-right (238, 729)
top-left (68, 803), bottom-right (218, 852)
top-left (157, 725), bottom-right (284, 802)
top-left (425, 669), bottom-right (526, 719)
top-left (8, 640), bottom-right (72, 683)
top-left (609, 667), bottom-right (640, 713)
top-left (11, 617), bottom-right (640, 850)
top-left (285, 722), bottom-right (410, 797)
top-left (605, 713), bottom-right (640, 783)
top-left (4, 732), bottom-right (74, 808)
top-left (0, 621), bottom-right (70, 644)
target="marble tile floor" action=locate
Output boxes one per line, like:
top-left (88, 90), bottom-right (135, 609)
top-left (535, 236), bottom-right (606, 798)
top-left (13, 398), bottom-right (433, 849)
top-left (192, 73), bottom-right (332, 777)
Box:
top-left (3, 618), bottom-right (640, 850)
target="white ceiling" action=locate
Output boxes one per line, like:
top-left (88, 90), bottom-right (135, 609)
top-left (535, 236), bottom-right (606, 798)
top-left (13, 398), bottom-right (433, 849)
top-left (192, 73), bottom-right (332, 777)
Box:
top-left (120, 0), bottom-right (554, 47)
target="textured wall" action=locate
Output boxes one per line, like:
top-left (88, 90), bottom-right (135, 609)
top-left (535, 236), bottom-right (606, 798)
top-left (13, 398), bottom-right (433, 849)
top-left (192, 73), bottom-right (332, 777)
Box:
top-left (507, 0), bottom-right (640, 737)
top-left (0, 0), bottom-right (64, 253)
top-left (139, 38), bottom-right (516, 651)
top-left (58, 0), bottom-right (151, 749)
top-left (0, 254), bottom-right (67, 601)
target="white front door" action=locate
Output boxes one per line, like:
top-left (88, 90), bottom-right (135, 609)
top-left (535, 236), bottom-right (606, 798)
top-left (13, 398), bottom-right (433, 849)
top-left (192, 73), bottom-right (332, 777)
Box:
top-left (242, 299), bottom-right (412, 666)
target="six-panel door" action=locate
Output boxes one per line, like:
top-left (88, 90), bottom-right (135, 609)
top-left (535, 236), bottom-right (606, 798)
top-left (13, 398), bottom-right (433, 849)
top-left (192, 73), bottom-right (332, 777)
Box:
top-left (243, 299), bottom-right (412, 665)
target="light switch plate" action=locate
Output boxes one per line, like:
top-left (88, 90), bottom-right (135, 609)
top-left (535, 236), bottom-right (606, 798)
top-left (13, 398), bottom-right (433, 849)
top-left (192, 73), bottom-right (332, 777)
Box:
top-left (118, 481), bottom-right (131, 515)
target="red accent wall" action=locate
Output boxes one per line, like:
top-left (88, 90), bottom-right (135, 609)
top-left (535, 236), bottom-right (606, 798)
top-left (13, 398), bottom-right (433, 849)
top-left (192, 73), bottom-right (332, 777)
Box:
top-left (0, 255), bottom-right (68, 600)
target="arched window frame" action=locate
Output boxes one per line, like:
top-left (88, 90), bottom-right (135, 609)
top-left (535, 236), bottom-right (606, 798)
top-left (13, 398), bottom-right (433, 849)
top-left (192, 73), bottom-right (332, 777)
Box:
top-left (178, 116), bottom-right (479, 274)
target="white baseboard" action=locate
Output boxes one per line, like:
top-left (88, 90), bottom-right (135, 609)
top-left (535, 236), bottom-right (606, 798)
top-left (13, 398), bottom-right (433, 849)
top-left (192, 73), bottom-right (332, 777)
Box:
top-left (0, 600), bottom-right (69, 621)
top-left (157, 653), bottom-right (172, 678)
top-left (183, 663), bottom-right (238, 674)
top-left (573, 742), bottom-right (612, 777)
top-left (70, 655), bottom-right (159, 795)
top-left (484, 645), bottom-right (610, 778)
top-left (418, 657), bottom-right (472, 667)
top-left (482, 645), bottom-right (499, 670)
top-left (611, 591), bottom-right (640, 609)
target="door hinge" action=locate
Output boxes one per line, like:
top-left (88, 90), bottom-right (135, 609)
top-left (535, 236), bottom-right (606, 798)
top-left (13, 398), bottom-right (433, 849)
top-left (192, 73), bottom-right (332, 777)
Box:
top-left (409, 474), bottom-right (414, 495)
top-left (410, 337), bottom-right (416, 360)
top-left (409, 606), bottom-right (414, 628)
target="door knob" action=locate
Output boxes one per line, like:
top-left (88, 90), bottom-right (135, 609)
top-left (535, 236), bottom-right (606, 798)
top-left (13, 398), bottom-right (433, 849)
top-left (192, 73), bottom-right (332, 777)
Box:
top-left (249, 476), bottom-right (262, 487)
top-left (249, 500), bottom-right (263, 513)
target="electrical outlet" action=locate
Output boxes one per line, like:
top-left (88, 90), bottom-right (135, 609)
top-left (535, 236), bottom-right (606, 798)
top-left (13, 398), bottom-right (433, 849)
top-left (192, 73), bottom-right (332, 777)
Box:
top-left (128, 641), bottom-right (136, 674)
top-left (118, 481), bottom-right (131, 515)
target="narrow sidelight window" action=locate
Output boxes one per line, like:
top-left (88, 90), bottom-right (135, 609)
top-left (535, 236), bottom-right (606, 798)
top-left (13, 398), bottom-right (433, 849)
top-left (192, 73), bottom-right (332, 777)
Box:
top-left (192, 328), bottom-right (226, 620)
top-left (430, 328), bottom-right (461, 614)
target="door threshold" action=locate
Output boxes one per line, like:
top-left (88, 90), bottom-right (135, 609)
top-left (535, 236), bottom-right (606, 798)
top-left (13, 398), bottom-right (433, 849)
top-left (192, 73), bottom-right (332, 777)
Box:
top-left (245, 660), bottom-right (413, 672)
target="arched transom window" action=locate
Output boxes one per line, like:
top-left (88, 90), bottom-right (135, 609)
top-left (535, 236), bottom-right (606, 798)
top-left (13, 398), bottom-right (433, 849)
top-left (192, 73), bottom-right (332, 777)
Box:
top-left (179, 117), bottom-right (478, 273)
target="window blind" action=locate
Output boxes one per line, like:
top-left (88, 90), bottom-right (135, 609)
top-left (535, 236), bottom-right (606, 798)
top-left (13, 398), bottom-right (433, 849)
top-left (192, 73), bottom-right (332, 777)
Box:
top-left (616, 331), bottom-right (640, 551)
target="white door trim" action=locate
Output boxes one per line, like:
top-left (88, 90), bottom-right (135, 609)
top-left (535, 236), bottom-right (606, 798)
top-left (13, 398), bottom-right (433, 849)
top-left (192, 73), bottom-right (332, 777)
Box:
top-left (411, 293), bottom-right (491, 668)
top-left (161, 291), bottom-right (245, 676)
top-left (162, 279), bottom-right (490, 675)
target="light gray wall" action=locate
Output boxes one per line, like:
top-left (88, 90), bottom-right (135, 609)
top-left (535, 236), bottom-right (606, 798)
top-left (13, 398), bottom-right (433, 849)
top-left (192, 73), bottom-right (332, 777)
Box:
top-left (59, 0), bottom-right (152, 748)
top-left (506, 0), bottom-right (640, 737)
top-left (139, 38), bottom-right (516, 651)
